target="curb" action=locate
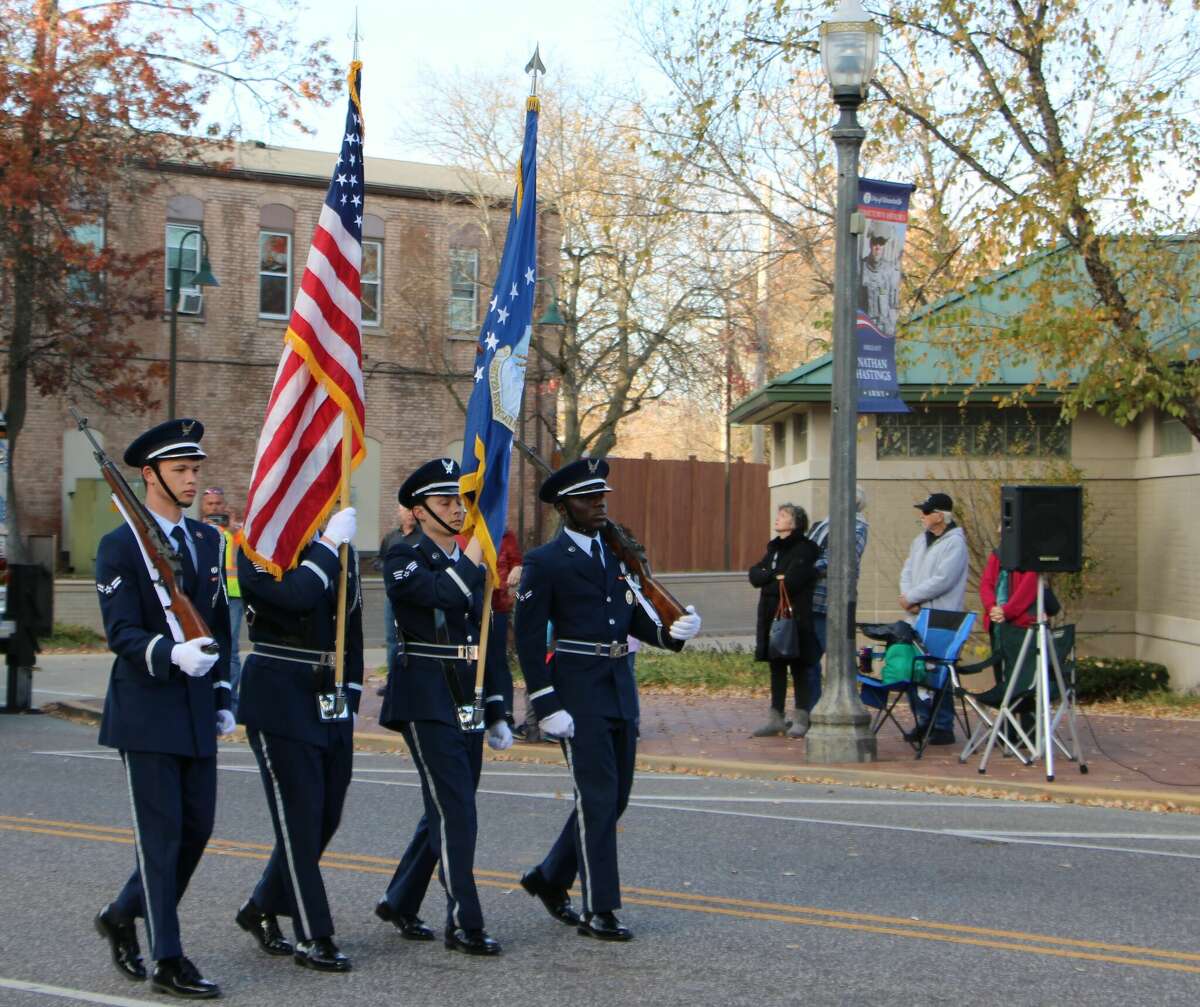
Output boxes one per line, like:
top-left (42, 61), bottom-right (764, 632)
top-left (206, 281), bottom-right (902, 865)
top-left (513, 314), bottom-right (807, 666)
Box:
top-left (42, 701), bottom-right (1200, 814)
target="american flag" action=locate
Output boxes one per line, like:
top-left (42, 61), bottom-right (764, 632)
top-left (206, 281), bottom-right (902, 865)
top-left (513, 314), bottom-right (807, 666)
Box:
top-left (241, 62), bottom-right (367, 577)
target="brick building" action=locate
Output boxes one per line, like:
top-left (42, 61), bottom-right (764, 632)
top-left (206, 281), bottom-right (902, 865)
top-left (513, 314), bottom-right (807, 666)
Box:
top-left (17, 140), bottom-right (560, 570)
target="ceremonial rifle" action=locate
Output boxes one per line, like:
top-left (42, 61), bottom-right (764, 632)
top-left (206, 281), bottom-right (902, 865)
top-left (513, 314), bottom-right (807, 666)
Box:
top-left (70, 407), bottom-right (218, 653)
top-left (601, 520), bottom-right (687, 627)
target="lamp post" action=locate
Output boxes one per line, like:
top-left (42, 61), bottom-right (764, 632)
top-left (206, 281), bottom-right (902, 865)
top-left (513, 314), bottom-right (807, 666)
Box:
top-left (167, 230), bottom-right (219, 420)
top-left (805, 0), bottom-right (880, 764)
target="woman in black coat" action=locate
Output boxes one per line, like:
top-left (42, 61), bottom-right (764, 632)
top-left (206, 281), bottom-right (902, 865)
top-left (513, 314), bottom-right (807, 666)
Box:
top-left (748, 504), bottom-right (820, 738)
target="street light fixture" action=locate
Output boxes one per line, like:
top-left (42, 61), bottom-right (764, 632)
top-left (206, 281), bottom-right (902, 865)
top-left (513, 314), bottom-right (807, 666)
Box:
top-left (806, 0), bottom-right (880, 764)
top-left (167, 230), bottom-right (219, 420)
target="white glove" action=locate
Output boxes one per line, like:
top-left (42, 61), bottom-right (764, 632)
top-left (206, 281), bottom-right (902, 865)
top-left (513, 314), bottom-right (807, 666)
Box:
top-left (669, 605), bottom-right (702, 641)
top-left (172, 637), bottom-right (218, 677)
top-left (323, 507), bottom-right (357, 545)
top-left (215, 709), bottom-right (236, 736)
top-left (539, 709), bottom-right (575, 739)
top-left (487, 721), bottom-right (513, 750)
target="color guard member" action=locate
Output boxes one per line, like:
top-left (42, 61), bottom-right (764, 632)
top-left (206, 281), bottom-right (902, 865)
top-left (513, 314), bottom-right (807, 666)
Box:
top-left (515, 458), bottom-right (702, 941)
top-left (93, 419), bottom-right (232, 999)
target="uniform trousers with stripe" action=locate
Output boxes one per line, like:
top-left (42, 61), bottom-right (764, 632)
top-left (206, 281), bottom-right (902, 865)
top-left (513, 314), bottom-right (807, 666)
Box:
top-left (393, 721), bottom-right (486, 931)
top-left (539, 715), bottom-right (636, 915)
top-left (112, 751), bottom-right (217, 961)
top-left (247, 729), bottom-right (352, 942)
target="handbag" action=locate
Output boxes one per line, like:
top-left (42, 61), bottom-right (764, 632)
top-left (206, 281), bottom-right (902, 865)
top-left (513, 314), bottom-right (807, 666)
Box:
top-left (767, 577), bottom-right (801, 660)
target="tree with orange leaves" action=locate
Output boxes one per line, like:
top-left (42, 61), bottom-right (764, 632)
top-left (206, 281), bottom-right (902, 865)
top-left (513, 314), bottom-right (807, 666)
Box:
top-left (0, 0), bottom-right (337, 564)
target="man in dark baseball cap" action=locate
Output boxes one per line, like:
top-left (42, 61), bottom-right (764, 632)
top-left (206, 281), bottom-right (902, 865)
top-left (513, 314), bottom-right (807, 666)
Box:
top-left (914, 492), bottom-right (954, 514)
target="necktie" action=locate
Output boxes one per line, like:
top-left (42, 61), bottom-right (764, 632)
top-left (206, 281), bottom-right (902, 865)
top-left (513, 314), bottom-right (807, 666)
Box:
top-left (589, 537), bottom-right (604, 575)
top-left (171, 526), bottom-right (196, 594)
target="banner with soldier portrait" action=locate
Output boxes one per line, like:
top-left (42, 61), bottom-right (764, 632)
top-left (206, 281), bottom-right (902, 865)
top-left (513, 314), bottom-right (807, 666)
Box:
top-left (855, 177), bottom-right (913, 414)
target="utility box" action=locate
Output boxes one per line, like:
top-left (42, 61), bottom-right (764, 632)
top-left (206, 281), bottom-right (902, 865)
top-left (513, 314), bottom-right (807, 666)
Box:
top-left (69, 477), bottom-right (122, 577)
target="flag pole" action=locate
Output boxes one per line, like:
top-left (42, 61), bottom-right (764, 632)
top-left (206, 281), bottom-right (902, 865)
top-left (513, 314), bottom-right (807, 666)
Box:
top-left (333, 415), bottom-right (352, 696)
top-left (469, 47), bottom-right (545, 724)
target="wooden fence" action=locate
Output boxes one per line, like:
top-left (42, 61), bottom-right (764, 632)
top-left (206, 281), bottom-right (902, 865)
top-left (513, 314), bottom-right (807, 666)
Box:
top-left (603, 454), bottom-right (769, 572)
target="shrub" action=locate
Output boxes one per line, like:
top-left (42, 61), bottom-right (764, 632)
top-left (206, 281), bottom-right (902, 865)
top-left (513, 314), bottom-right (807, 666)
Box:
top-left (1075, 657), bottom-right (1169, 702)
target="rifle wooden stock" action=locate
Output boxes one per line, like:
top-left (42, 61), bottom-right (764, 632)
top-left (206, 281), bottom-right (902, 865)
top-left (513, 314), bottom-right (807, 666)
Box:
top-left (72, 408), bottom-right (217, 652)
top-left (601, 521), bottom-right (686, 628)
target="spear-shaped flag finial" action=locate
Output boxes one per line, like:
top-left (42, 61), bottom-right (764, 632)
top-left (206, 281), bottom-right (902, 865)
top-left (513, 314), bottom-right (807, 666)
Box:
top-left (525, 44), bottom-right (546, 97)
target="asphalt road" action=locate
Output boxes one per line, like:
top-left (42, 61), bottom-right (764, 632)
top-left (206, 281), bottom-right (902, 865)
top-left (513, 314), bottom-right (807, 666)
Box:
top-left (2, 714), bottom-right (1200, 1006)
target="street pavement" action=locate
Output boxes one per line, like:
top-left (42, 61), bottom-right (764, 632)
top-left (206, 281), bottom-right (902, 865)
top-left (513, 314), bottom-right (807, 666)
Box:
top-left (5, 668), bottom-right (1200, 1004)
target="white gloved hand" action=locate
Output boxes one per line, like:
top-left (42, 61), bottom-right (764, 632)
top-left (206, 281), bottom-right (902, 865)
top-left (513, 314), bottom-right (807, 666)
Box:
top-left (539, 709), bottom-right (575, 739)
top-left (323, 507), bottom-right (357, 545)
top-left (172, 637), bottom-right (218, 677)
top-left (669, 605), bottom-right (702, 641)
top-left (487, 721), bottom-right (514, 751)
top-left (215, 709), bottom-right (236, 736)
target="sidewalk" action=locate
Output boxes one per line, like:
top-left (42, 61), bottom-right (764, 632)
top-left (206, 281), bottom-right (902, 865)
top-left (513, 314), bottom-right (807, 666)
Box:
top-left (43, 671), bottom-right (1200, 812)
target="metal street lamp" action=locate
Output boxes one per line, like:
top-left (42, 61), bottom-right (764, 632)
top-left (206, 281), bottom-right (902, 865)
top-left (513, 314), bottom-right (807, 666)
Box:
top-left (806, 0), bottom-right (880, 764)
top-left (167, 230), bottom-right (219, 420)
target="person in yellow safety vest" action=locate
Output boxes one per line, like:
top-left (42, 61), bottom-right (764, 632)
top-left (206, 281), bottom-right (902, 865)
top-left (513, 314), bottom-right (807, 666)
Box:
top-left (201, 487), bottom-right (244, 714)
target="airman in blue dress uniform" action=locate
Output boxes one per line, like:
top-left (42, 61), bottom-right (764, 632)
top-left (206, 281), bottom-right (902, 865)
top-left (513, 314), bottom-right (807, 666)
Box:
top-left (375, 458), bottom-right (513, 956)
top-left (515, 458), bottom-right (702, 941)
top-left (233, 506), bottom-right (363, 973)
top-left (92, 419), bottom-right (232, 1000)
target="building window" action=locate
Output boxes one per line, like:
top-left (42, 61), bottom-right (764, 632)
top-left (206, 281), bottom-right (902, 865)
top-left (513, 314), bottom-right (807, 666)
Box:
top-left (68, 218), bottom-right (105, 302)
top-left (771, 422), bottom-right (785, 466)
top-left (876, 405), bottom-right (1069, 459)
top-left (164, 223), bottom-right (201, 311)
top-left (258, 231), bottom-right (292, 319)
top-left (790, 413), bottom-right (808, 464)
top-left (361, 239), bottom-right (382, 326)
top-left (1156, 412), bottom-right (1192, 456)
top-left (449, 248), bottom-right (478, 332)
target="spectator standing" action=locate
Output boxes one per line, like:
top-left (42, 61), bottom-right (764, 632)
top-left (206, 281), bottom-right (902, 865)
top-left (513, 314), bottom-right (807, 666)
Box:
top-left (376, 505), bottom-right (420, 695)
top-left (899, 491), bottom-right (968, 744)
top-left (748, 504), bottom-right (821, 738)
top-left (804, 486), bottom-right (869, 730)
top-left (979, 542), bottom-right (1038, 634)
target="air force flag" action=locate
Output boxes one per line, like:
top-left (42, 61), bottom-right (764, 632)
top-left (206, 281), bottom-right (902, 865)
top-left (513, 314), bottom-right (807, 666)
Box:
top-left (458, 96), bottom-right (541, 578)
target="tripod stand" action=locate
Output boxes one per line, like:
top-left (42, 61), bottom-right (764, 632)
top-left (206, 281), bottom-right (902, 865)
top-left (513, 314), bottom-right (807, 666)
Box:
top-left (976, 574), bottom-right (1087, 781)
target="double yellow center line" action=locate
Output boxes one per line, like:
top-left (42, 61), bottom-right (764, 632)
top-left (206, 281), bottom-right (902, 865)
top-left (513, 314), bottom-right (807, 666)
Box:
top-left (3, 814), bottom-right (1198, 974)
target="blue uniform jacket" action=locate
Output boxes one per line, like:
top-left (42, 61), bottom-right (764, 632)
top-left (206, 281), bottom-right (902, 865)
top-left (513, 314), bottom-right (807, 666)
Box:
top-left (515, 531), bottom-right (683, 722)
top-left (379, 533), bottom-right (510, 730)
top-left (96, 519), bottom-right (232, 758)
top-left (236, 541), bottom-right (364, 748)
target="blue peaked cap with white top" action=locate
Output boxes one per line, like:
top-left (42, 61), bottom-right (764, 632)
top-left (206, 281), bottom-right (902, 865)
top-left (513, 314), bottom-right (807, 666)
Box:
top-left (538, 457), bottom-right (613, 503)
top-left (124, 419), bottom-right (207, 467)
top-left (399, 457), bottom-right (462, 508)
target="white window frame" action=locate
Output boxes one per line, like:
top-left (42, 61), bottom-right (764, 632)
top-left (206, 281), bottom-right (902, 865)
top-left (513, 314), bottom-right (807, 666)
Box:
top-left (448, 248), bottom-right (479, 333)
top-left (258, 230), bottom-right (292, 320)
top-left (164, 222), bottom-right (201, 311)
top-left (361, 238), bottom-right (382, 327)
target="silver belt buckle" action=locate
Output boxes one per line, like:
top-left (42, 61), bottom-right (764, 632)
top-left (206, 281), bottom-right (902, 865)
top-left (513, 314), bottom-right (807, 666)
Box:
top-left (316, 686), bottom-right (351, 722)
top-left (456, 703), bottom-right (484, 732)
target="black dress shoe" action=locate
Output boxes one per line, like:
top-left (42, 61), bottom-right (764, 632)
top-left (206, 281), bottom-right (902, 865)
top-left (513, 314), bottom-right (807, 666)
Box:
top-left (927, 728), bottom-right (956, 746)
top-left (520, 868), bottom-right (581, 926)
top-left (294, 936), bottom-right (352, 972)
top-left (94, 904), bottom-right (146, 981)
top-left (150, 957), bottom-right (221, 999)
top-left (374, 900), bottom-right (435, 941)
top-left (236, 899), bottom-right (293, 956)
top-left (578, 911), bottom-right (633, 941)
top-left (444, 927), bottom-right (501, 956)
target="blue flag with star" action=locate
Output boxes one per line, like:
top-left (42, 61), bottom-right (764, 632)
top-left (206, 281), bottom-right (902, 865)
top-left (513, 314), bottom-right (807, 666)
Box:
top-left (458, 96), bottom-right (540, 580)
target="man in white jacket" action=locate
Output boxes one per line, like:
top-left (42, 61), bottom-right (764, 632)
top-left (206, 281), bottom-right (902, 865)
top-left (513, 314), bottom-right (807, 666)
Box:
top-left (899, 492), bottom-right (968, 744)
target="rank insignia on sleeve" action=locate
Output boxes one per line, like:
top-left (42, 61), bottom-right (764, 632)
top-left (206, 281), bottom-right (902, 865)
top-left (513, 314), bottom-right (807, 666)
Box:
top-left (518, 589), bottom-right (533, 602)
top-left (393, 560), bottom-right (418, 582)
top-left (96, 575), bottom-right (122, 595)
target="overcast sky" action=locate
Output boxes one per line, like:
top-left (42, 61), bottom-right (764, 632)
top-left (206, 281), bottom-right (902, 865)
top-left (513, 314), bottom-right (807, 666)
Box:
top-left (255, 0), bottom-right (659, 163)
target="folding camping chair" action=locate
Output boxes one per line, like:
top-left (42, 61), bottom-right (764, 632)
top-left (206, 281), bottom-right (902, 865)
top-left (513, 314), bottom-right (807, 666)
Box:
top-left (958, 623), bottom-right (1079, 773)
top-left (857, 608), bottom-right (976, 758)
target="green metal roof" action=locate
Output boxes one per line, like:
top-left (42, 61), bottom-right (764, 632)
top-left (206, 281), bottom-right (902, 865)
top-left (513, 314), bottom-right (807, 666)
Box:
top-left (730, 237), bottom-right (1200, 426)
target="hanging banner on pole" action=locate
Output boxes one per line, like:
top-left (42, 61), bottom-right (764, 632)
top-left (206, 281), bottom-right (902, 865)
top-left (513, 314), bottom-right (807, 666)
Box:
top-left (855, 177), bottom-right (912, 414)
